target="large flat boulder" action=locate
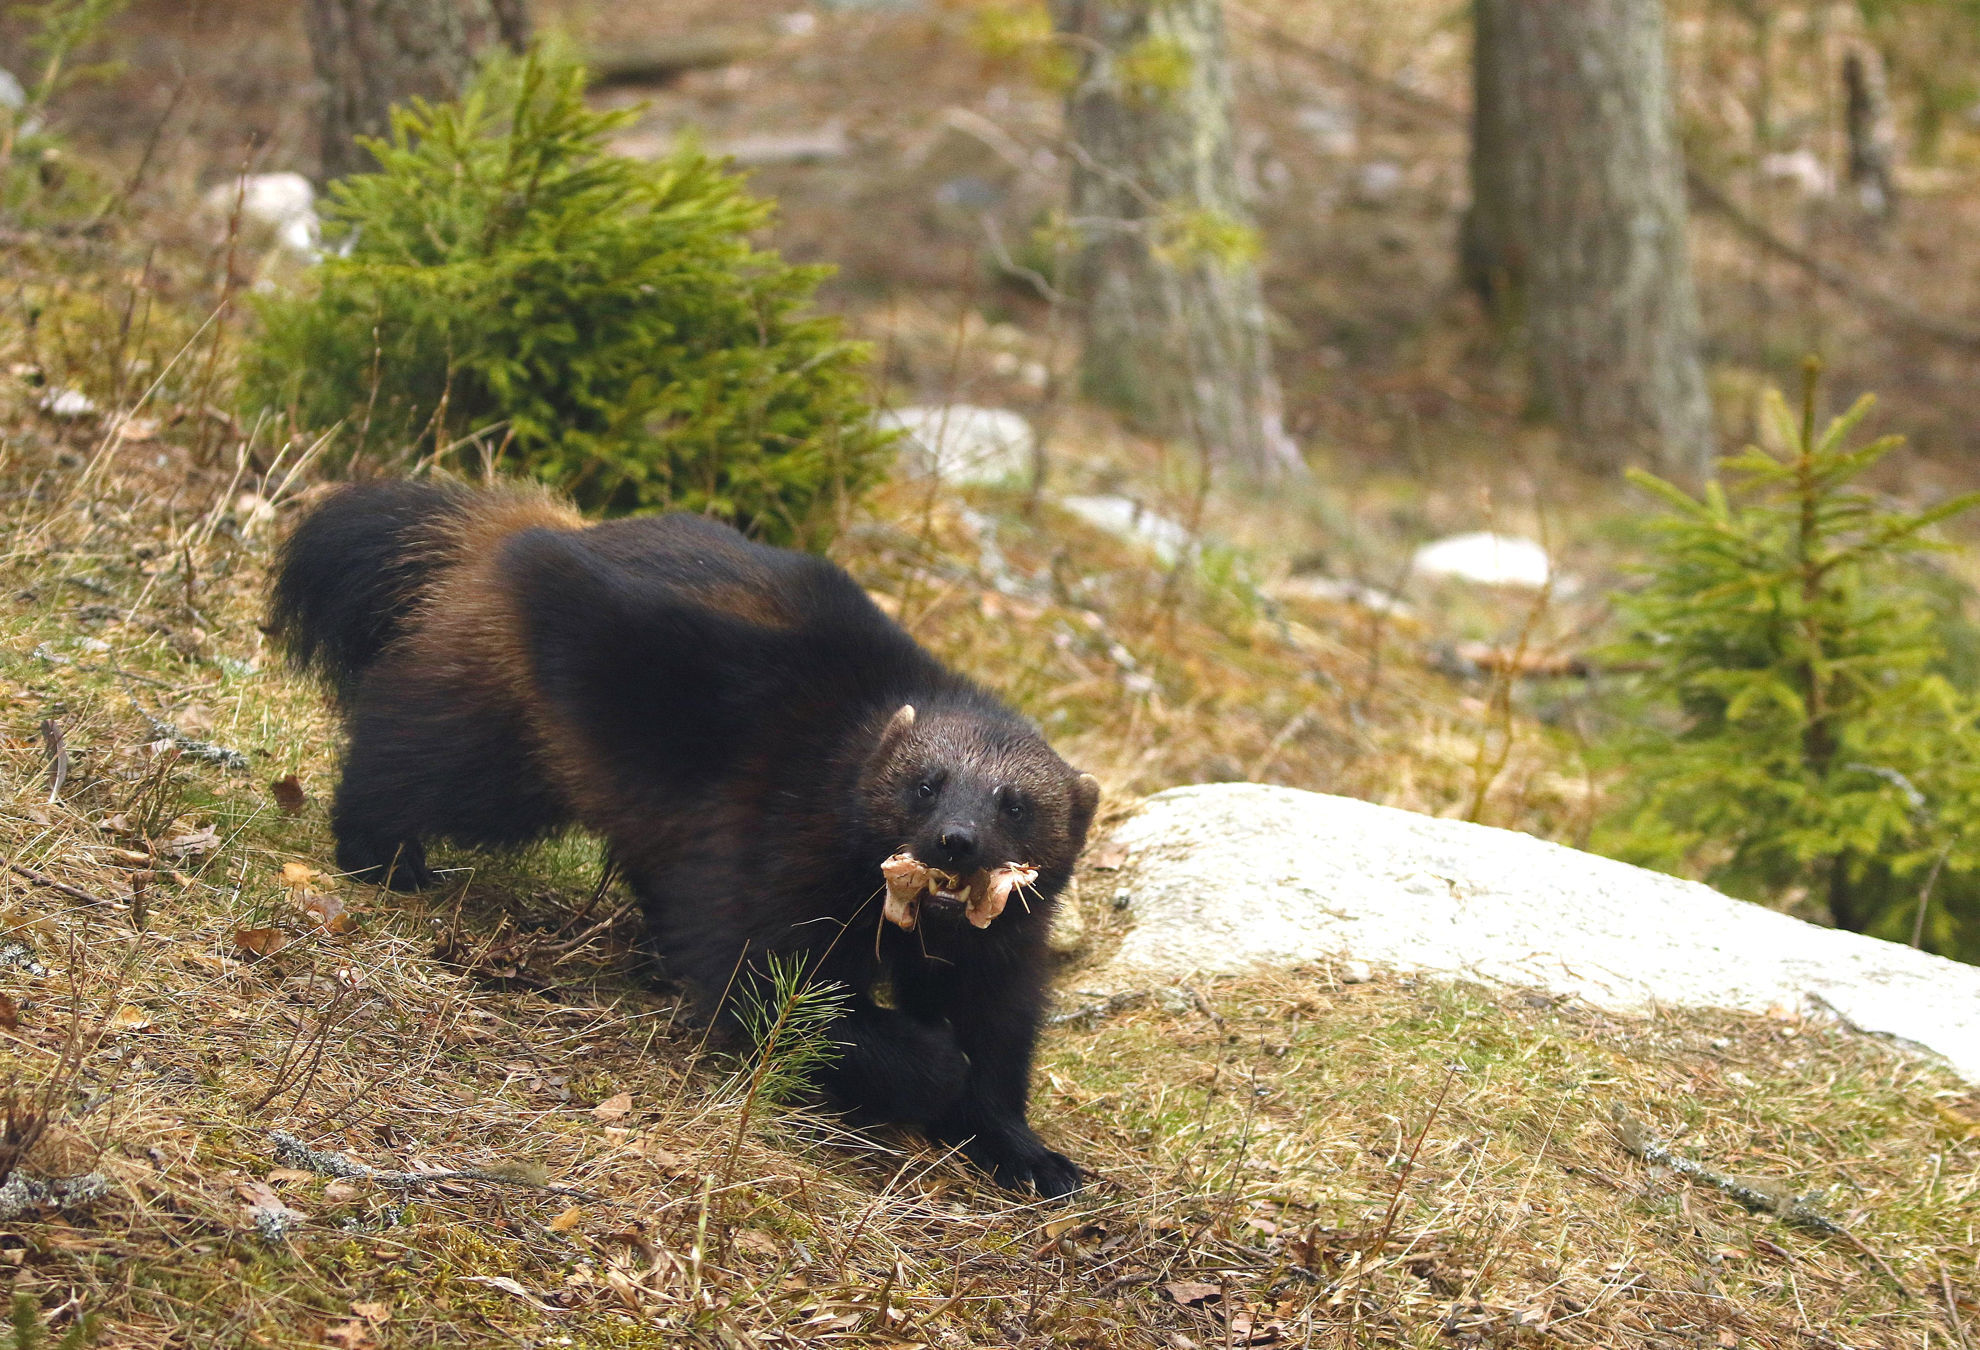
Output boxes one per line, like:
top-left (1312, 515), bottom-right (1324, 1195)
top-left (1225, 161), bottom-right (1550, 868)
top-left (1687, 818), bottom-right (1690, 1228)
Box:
top-left (1100, 783), bottom-right (1980, 1080)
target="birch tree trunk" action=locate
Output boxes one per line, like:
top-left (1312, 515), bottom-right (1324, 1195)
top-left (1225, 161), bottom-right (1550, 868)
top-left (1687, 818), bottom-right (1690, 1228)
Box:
top-left (306, 0), bottom-right (531, 183)
top-left (1051, 0), bottom-right (1302, 481)
top-left (1466, 0), bottom-right (1715, 477)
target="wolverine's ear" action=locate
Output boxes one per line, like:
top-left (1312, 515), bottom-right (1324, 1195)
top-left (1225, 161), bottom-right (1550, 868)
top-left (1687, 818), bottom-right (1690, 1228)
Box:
top-left (874, 704), bottom-right (916, 759)
top-left (1070, 772), bottom-right (1101, 841)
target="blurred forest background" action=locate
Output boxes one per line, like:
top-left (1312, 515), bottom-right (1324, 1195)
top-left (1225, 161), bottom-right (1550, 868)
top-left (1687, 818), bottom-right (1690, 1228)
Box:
top-left (14, 0), bottom-right (1980, 958)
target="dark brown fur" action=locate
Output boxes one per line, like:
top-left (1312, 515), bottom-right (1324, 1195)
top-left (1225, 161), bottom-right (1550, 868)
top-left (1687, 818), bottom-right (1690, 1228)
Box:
top-left (270, 481), bottom-right (1100, 1196)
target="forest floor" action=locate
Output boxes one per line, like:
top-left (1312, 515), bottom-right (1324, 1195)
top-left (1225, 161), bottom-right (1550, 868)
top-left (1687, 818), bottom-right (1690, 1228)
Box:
top-left (1, 0), bottom-right (1979, 1345)
top-left (0, 391), bottom-right (1969, 1348)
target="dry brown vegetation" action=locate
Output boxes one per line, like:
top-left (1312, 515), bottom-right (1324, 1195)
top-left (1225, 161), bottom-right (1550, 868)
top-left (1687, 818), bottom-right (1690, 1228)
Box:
top-left (2, 0), bottom-right (1980, 1345)
top-left (0, 304), bottom-right (1968, 1346)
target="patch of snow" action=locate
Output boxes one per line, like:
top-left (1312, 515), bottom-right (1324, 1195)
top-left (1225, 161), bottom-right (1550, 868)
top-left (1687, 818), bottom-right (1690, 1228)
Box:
top-left (882, 405), bottom-right (1035, 486)
top-left (1057, 495), bottom-right (1193, 566)
top-left (1100, 783), bottom-right (1980, 1081)
top-left (1411, 532), bottom-right (1551, 588)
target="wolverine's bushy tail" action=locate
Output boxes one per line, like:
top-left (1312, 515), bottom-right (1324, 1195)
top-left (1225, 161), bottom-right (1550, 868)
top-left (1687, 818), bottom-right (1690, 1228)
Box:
top-left (268, 480), bottom-right (473, 703)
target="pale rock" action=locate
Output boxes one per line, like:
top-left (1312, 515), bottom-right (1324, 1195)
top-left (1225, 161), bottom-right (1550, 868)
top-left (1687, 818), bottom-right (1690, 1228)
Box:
top-left (882, 405), bottom-right (1035, 485)
top-left (1294, 100), bottom-right (1358, 157)
top-left (1760, 148), bottom-right (1833, 197)
top-left (203, 172), bottom-right (321, 257)
top-left (39, 388), bottom-right (97, 419)
top-left (1100, 783), bottom-right (1980, 1082)
top-left (1057, 495), bottom-right (1193, 566)
top-left (1411, 532), bottom-right (1551, 588)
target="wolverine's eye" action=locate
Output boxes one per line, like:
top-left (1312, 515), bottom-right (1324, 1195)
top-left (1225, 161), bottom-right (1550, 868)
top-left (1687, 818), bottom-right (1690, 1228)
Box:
top-left (998, 787), bottom-right (1026, 821)
top-left (917, 780), bottom-right (936, 800)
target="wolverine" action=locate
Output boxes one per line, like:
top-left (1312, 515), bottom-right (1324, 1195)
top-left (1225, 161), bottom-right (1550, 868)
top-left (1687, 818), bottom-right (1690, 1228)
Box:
top-left (269, 480), bottom-right (1099, 1197)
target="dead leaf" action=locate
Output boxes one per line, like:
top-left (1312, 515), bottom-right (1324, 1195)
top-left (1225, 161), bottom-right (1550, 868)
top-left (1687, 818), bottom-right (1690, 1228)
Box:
top-left (733, 1228), bottom-right (780, 1258)
top-left (237, 1178), bottom-right (308, 1227)
top-left (107, 1004), bottom-right (154, 1033)
top-left (271, 776), bottom-right (306, 815)
top-left (113, 416), bottom-right (160, 443)
top-left (1164, 1281), bottom-right (1222, 1307)
top-left (280, 861), bottom-right (317, 889)
top-left (265, 1168), bottom-right (315, 1185)
top-left (349, 1300), bottom-right (390, 1325)
top-left (0, 993), bottom-right (17, 1031)
top-left (592, 1092), bottom-right (633, 1122)
top-left (323, 1181), bottom-right (361, 1203)
top-left (547, 1206), bottom-right (583, 1233)
top-left (231, 928), bottom-right (290, 959)
top-left (158, 824), bottom-right (220, 859)
top-left (323, 1320), bottom-right (375, 1350)
top-left (461, 1275), bottom-right (560, 1313)
top-left (300, 891), bottom-right (357, 935)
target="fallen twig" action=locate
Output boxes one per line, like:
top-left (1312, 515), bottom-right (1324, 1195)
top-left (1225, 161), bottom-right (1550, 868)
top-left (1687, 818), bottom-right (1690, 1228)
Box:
top-left (6, 861), bottom-right (114, 908)
top-left (1612, 1106), bottom-right (1907, 1297)
top-left (268, 1130), bottom-right (600, 1200)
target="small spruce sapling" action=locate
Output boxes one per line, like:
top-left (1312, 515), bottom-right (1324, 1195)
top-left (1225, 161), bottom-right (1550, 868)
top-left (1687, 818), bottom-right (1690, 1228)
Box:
top-left (1597, 359), bottom-right (1980, 958)
top-left (722, 953), bottom-right (850, 1165)
top-left (242, 52), bottom-right (891, 547)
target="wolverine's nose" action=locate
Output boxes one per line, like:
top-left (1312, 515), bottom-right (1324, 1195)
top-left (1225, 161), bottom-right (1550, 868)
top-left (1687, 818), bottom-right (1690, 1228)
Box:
top-left (933, 826), bottom-right (980, 870)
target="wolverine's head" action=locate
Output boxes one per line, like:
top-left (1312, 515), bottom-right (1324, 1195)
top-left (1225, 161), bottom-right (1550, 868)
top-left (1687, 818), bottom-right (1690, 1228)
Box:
top-left (859, 702), bottom-right (1099, 929)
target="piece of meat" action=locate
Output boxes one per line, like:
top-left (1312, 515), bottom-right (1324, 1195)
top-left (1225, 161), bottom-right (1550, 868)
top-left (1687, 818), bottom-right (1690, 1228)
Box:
top-left (881, 851), bottom-right (929, 930)
top-left (880, 854), bottom-right (1040, 931)
top-left (968, 863), bottom-right (1039, 929)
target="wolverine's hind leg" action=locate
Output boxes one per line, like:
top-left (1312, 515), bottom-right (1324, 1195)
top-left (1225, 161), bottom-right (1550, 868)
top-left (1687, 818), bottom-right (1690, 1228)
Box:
top-left (331, 656), bottom-right (567, 890)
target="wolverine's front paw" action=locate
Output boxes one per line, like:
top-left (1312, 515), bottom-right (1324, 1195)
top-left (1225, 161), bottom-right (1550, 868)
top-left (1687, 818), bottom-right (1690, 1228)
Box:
top-left (993, 1144), bottom-right (1083, 1200)
top-left (947, 1120), bottom-right (1085, 1200)
top-left (336, 834), bottom-right (435, 892)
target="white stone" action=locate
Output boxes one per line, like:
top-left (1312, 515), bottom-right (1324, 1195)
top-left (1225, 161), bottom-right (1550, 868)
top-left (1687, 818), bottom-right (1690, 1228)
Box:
top-left (881, 405), bottom-right (1035, 486)
top-left (1294, 101), bottom-right (1358, 157)
top-left (203, 172), bottom-right (320, 256)
top-left (1100, 783), bottom-right (1980, 1081)
top-left (1760, 148), bottom-right (1834, 197)
top-left (1056, 495), bottom-right (1193, 566)
top-left (0, 69), bottom-right (24, 111)
top-left (39, 388), bottom-right (96, 419)
top-left (1411, 532), bottom-right (1551, 588)
top-left (1357, 160), bottom-right (1404, 199)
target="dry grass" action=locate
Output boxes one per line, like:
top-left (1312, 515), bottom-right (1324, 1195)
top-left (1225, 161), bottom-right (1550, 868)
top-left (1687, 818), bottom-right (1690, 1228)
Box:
top-left (0, 306), bottom-right (1969, 1348)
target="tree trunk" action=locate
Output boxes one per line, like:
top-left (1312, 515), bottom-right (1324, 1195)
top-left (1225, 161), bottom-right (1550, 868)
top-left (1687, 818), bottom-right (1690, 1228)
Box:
top-left (1051, 0), bottom-right (1302, 481)
top-left (1843, 43), bottom-right (1898, 221)
top-left (305, 0), bottom-right (529, 183)
top-left (1466, 0), bottom-right (1714, 478)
